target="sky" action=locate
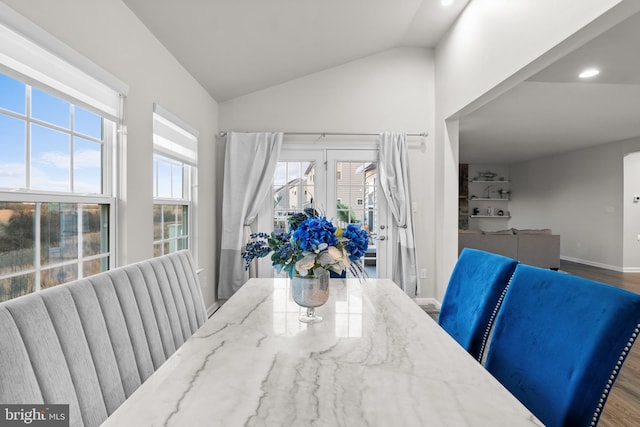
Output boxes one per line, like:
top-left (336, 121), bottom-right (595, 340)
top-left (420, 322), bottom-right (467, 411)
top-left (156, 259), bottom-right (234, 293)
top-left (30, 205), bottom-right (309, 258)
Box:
top-left (0, 72), bottom-right (103, 193)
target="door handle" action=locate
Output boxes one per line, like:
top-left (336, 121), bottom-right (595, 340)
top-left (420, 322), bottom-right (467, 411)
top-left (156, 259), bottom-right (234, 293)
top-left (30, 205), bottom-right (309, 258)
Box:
top-left (378, 236), bottom-right (386, 241)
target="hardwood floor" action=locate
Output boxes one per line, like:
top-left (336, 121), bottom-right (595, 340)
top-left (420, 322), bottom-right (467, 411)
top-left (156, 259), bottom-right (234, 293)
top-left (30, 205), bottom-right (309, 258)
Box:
top-left (559, 260), bottom-right (640, 427)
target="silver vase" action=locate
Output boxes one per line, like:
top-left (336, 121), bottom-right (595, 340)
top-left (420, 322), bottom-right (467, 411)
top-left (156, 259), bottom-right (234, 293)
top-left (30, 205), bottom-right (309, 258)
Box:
top-left (291, 270), bottom-right (329, 323)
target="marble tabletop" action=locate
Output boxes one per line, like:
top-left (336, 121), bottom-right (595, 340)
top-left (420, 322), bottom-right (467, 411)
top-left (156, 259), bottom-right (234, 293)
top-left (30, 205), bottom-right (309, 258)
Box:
top-left (102, 278), bottom-right (542, 426)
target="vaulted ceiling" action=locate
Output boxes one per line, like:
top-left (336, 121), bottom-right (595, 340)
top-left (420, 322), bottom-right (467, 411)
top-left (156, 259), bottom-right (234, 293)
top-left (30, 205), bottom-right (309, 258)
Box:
top-left (122, 1), bottom-right (640, 165)
top-left (122, 0), bottom-right (470, 102)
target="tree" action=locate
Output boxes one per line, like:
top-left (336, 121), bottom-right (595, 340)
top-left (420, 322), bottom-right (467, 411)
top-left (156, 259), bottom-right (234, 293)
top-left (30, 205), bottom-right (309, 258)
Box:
top-left (336, 202), bottom-right (358, 224)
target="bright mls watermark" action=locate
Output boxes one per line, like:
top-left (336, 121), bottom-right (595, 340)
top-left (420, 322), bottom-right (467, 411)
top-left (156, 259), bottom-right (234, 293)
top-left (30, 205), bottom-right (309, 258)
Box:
top-left (0, 405), bottom-right (68, 427)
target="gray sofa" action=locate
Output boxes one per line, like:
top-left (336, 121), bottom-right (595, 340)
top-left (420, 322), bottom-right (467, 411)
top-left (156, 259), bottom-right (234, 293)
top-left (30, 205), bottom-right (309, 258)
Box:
top-left (0, 250), bottom-right (206, 427)
top-left (459, 229), bottom-right (560, 269)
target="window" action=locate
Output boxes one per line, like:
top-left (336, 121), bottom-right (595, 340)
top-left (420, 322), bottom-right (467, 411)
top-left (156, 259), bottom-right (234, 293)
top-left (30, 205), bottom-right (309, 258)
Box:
top-left (258, 148), bottom-right (385, 279)
top-left (152, 154), bottom-right (190, 257)
top-left (335, 161), bottom-right (371, 226)
top-left (0, 12), bottom-right (125, 302)
top-left (0, 73), bottom-right (116, 301)
top-left (0, 75), bottom-right (108, 194)
top-left (0, 201), bottom-right (111, 301)
top-left (152, 105), bottom-right (198, 257)
top-left (273, 161), bottom-right (316, 233)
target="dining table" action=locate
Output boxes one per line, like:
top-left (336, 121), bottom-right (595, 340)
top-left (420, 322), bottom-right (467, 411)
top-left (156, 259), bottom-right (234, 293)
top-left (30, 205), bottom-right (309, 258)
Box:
top-left (102, 278), bottom-right (542, 426)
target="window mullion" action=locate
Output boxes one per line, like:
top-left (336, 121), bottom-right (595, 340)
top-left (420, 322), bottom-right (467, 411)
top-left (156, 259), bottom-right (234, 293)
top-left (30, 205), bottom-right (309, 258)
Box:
top-left (34, 202), bottom-right (41, 292)
top-left (184, 166), bottom-right (189, 201)
top-left (103, 120), bottom-right (114, 197)
top-left (70, 105), bottom-right (75, 193)
top-left (77, 203), bottom-right (83, 278)
top-left (161, 205), bottom-right (165, 255)
top-left (170, 162), bottom-right (174, 198)
top-left (25, 85), bottom-right (31, 190)
top-left (152, 158), bottom-right (157, 198)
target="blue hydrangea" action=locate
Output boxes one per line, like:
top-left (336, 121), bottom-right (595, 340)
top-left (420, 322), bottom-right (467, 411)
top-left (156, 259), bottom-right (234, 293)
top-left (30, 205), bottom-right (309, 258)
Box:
top-left (343, 223), bottom-right (369, 261)
top-left (241, 212), bottom-right (369, 279)
top-left (292, 216), bottom-right (338, 251)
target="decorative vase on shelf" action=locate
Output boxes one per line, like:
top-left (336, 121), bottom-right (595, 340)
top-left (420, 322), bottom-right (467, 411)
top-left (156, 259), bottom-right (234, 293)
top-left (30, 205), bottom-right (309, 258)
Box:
top-left (291, 270), bottom-right (330, 323)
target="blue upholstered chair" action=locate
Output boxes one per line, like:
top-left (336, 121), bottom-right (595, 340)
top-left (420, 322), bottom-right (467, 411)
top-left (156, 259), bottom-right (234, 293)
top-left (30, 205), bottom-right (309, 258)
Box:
top-left (438, 248), bottom-right (518, 361)
top-left (484, 264), bottom-right (640, 427)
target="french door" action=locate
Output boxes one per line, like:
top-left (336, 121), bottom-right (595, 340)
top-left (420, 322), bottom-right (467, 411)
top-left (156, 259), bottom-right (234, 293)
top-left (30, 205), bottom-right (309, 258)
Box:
top-left (256, 147), bottom-right (390, 278)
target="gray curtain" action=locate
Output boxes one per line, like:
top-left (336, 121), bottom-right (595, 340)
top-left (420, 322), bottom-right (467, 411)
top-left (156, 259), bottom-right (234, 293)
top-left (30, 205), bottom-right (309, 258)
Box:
top-left (217, 132), bottom-right (283, 299)
top-left (379, 132), bottom-right (418, 296)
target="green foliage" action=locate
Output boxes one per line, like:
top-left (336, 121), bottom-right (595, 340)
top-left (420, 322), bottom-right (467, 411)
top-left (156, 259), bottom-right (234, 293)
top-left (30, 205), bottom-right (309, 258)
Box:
top-left (336, 202), bottom-right (357, 224)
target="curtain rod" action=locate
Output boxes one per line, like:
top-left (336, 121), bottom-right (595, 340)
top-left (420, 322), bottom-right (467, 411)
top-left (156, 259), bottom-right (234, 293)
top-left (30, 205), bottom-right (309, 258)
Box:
top-left (218, 131), bottom-right (428, 138)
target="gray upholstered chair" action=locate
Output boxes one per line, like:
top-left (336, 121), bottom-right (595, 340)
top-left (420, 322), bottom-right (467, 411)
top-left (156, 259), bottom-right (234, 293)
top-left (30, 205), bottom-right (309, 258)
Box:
top-left (0, 250), bottom-right (206, 427)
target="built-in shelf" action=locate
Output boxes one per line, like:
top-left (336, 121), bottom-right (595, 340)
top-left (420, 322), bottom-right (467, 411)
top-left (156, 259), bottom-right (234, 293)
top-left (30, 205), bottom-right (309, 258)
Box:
top-left (461, 165), bottom-right (513, 229)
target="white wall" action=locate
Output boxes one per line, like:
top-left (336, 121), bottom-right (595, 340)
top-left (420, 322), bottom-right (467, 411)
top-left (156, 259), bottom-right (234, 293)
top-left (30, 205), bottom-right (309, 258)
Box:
top-left (623, 148), bottom-right (640, 270)
top-left (509, 139), bottom-right (640, 270)
top-left (220, 47), bottom-right (433, 133)
top-left (433, 0), bottom-right (640, 299)
top-left (219, 47), bottom-right (437, 297)
top-left (509, 138), bottom-right (640, 271)
top-left (3, 0), bottom-right (220, 309)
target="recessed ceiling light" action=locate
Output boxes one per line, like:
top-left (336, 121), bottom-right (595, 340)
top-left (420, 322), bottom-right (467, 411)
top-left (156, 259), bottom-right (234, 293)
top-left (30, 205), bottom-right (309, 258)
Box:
top-left (441, 0), bottom-right (454, 6)
top-left (579, 68), bottom-right (600, 79)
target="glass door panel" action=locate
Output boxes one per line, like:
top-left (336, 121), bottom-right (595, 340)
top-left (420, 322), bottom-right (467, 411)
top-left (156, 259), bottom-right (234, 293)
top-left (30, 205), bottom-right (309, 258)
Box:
top-left (327, 150), bottom-right (388, 279)
top-left (273, 160), bottom-right (316, 233)
top-left (257, 150), bottom-right (325, 277)
top-left (257, 147), bottom-right (388, 279)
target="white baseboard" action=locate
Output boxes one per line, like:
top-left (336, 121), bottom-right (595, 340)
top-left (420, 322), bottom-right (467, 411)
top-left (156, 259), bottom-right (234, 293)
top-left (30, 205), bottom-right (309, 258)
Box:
top-left (414, 297), bottom-right (441, 309)
top-left (560, 256), bottom-right (623, 272)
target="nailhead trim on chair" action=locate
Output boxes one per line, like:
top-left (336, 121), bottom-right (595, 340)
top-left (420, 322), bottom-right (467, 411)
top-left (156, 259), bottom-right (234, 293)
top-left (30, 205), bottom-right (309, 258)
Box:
top-left (477, 274), bottom-right (515, 363)
top-left (591, 324), bottom-right (640, 426)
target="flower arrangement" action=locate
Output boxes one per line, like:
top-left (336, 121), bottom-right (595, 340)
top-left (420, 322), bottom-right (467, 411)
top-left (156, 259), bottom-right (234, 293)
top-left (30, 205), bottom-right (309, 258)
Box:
top-left (242, 208), bottom-right (369, 279)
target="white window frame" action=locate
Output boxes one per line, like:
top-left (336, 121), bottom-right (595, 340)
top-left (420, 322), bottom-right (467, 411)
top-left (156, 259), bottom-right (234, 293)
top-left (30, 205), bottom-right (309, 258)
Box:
top-left (0, 5), bottom-right (125, 300)
top-left (0, 3), bottom-right (128, 119)
top-left (0, 82), bottom-right (117, 194)
top-left (257, 141), bottom-right (391, 279)
top-left (152, 199), bottom-right (191, 256)
top-left (152, 157), bottom-right (193, 256)
top-left (0, 192), bottom-right (116, 292)
top-left (257, 149), bottom-right (325, 277)
top-left (0, 76), bottom-right (118, 296)
top-left (152, 105), bottom-right (198, 258)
